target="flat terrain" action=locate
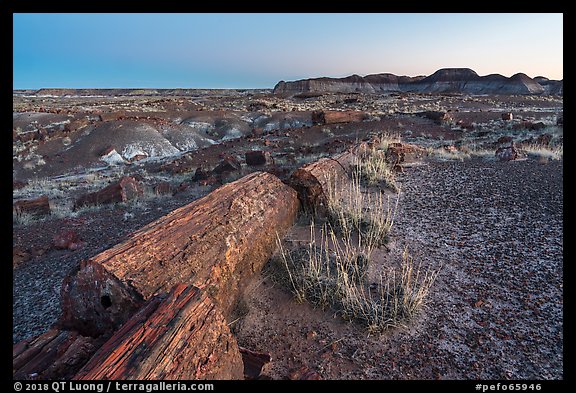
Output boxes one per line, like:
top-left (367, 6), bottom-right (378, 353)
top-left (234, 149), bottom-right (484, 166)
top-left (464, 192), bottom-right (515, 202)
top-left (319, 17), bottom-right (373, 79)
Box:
top-left (13, 90), bottom-right (563, 379)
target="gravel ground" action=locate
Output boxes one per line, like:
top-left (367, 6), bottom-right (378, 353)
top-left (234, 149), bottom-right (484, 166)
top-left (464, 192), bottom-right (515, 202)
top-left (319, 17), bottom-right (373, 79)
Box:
top-left (390, 157), bottom-right (563, 379)
top-left (12, 186), bottom-right (211, 343)
top-left (236, 156), bottom-right (563, 380)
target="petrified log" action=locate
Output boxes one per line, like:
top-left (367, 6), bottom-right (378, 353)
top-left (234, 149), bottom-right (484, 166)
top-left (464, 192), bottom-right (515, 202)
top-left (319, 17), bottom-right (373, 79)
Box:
top-left (13, 246), bottom-right (31, 268)
top-left (289, 151), bottom-right (355, 213)
top-left (61, 171), bottom-right (299, 336)
top-left (74, 176), bottom-right (143, 209)
top-left (153, 181), bottom-right (172, 195)
top-left (239, 347), bottom-right (272, 380)
top-left (13, 329), bottom-right (100, 380)
top-left (213, 155), bottom-right (241, 174)
top-left (13, 195), bottom-right (51, 217)
top-left (311, 110), bottom-right (367, 125)
top-left (495, 145), bottom-right (519, 161)
top-left (74, 284), bottom-right (243, 380)
top-left (245, 150), bottom-right (273, 166)
top-left (416, 110), bottom-right (452, 124)
top-left (385, 142), bottom-right (428, 166)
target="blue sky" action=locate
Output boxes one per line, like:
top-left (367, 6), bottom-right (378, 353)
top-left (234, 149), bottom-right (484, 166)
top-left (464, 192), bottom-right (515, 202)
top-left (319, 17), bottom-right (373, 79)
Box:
top-left (13, 13), bottom-right (563, 89)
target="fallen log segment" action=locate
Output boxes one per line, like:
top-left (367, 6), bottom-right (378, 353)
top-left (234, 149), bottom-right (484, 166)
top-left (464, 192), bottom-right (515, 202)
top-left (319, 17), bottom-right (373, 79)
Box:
top-left (311, 110), bottom-right (368, 125)
top-left (289, 151), bottom-right (356, 214)
top-left (74, 284), bottom-right (244, 380)
top-left (13, 329), bottom-right (100, 380)
top-left (61, 171), bottom-right (300, 337)
top-left (239, 347), bottom-right (272, 380)
top-left (13, 195), bottom-right (51, 217)
top-left (385, 142), bottom-right (428, 166)
top-left (74, 176), bottom-right (143, 209)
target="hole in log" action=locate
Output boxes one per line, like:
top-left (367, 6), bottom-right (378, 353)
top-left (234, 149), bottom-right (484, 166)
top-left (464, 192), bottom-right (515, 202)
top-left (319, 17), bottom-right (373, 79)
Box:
top-left (100, 295), bottom-right (112, 309)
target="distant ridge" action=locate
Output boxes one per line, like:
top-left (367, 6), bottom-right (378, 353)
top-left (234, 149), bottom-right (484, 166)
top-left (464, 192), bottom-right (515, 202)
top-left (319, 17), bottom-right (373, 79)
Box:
top-left (15, 88), bottom-right (270, 97)
top-left (273, 68), bottom-right (563, 96)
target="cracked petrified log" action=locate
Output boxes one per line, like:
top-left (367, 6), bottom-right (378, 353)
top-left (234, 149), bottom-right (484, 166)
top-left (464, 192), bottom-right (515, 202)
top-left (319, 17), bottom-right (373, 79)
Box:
top-left (289, 151), bottom-right (355, 214)
top-left (13, 195), bottom-right (51, 217)
top-left (74, 176), bottom-right (143, 209)
top-left (60, 171), bottom-right (299, 337)
top-left (13, 329), bottom-right (100, 380)
top-left (74, 284), bottom-right (243, 380)
top-left (311, 110), bottom-right (368, 125)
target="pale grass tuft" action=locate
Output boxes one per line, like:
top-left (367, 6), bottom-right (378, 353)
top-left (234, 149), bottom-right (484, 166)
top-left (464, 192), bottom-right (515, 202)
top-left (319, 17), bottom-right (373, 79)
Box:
top-left (325, 173), bottom-right (399, 251)
top-left (521, 143), bottom-right (563, 161)
top-left (272, 225), bottom-right (439, 334)
top-left (351, 148), bottom-right (398, 191)
top-left (426, 146), bottom-right (471, 161)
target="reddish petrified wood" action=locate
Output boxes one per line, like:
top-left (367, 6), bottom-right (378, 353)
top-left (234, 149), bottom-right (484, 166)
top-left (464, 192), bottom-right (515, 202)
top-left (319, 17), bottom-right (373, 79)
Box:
top-left (239, 347), bottom-right (272, 380)
top-left (245, 150), bottom-right (273, 166)
top-left (74, 285), bottom-right (243, 380)
top-left (213, 155), bottom-right (241, 174)
top-left (495, 145), bottom-right (519, 161)
top-left (311, 110), bottom-right (368, 125)
top-left (153, 181), bottom-right (172, 195)
top-left (385, 142), bottom-right (428, 166)
top-left (61, 171), bottom-right (299, 337)
top-left (289, 151), bottom-right (355, 213)
top-left (13, 195), bottom-right (51, 217)
top-left (287, 366), bottom-right (322, 380)
top-left (74, 176), bottom-right (143, 209)
top-left (13, 329), bottom-right (99, 380)
top-left (13, 247), bottom-right (31, 268)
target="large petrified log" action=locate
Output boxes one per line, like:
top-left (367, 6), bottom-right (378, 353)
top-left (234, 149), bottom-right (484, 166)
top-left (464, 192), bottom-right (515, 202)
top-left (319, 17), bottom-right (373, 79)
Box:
top-left (289, 151), bottom-right (355, 214)
top-left (13, 195), bottom-right (51, 217)
top-left (61, 171), bottom-right (299, 337)
top-left (74, 284), bottom-right (244, 380)
top-left (74, 176), bottom-right (143, 209)
top-left (311, 110), bottom-right (368, 125)
top-left (13, 329), bottom-right (100, 380)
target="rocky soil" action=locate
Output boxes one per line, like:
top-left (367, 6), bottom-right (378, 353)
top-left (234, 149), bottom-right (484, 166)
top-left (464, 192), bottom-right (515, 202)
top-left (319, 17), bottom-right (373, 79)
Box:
top-left (13, 90), bottom-right (563, 379)
top-left (234, 156), bottom-right (563, 379)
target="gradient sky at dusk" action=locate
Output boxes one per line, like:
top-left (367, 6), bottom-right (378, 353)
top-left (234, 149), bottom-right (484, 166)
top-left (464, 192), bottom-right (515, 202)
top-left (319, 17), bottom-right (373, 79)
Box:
top-left (13, 13), bottom-right (563, 89)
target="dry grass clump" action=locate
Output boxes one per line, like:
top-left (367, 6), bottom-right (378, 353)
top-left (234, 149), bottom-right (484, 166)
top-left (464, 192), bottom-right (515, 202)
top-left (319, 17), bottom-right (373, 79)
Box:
top-left (349, 132), bottom-right (400, 191)
top-left (351, 148), bottom-right (398, 191)
top-left (270, 225), bottom-right (439, 333)
top-left (426, 146), bottom-right (471, 161)
top-left (521, 142), bottom-right (563, 161)
top-left (269, 132), bottom-right (439, 333)
top-left (325, 173), bottom-right (399, 249)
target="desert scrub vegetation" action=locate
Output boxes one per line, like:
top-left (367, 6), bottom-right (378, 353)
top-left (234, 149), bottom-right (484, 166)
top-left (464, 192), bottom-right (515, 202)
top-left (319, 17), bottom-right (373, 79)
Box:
top-left (426, 146), bottom-right (472, 161)
top-left (270, 224), bottom-right (439, 334)
top-left (267, 140), bottom-right (438, 333)
top-left (352, 146), bottom-right (399, 191)
top-left (12, 211), bottom-right (43, 227)
top-left (326, 172), bottom-right (399, 249)
top-left (520, 141), bottom-right (563, 161)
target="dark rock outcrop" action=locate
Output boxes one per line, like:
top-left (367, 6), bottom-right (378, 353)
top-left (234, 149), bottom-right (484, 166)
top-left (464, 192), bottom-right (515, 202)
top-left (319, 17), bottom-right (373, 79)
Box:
top-left (274, 68), bottom-right (560, 96)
